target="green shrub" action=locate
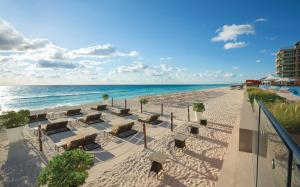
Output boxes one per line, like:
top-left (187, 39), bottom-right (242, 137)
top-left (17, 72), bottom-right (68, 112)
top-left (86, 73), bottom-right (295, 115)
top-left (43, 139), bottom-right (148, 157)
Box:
top-left (102, 93), bottom-right (109, 100)
top-left (267, 101), bottom-right (300, 134)
top-left (139, 98), bottom-right (149, 105)
top-left (37, 149), bottom-right (94, 187)
top-left (247, 88), bottom-right (285, 104)
top-left (193, 103), bottom-right (205, 112)
top-left (0, 110), bottom-right (30, 129)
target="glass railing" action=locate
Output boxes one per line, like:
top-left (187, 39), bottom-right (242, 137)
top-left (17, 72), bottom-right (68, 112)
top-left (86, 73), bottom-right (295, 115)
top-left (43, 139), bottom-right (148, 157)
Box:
top-left (253, 99), bottom-right (300, 187)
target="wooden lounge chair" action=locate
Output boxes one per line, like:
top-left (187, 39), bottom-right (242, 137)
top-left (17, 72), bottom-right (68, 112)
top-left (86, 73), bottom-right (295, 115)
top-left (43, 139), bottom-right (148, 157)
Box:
top-left (110, 107), bottom-right (130, 116)
top-left (41, 119), bottom-right (69, 135)
top-left (91, 104), bottom-right (107, 111)
top-left (138, 113), bottom-right (160, 124)
top-left (65, 136), bottom-right (85, 151)
top-left (110, 119), bottom-right (137, 138)
top-left (37, 113), bottom-right (47, 121)
top-left (83, 133), bottom-right (101, 151)
top-left (29, 115), bottom-right (37, 123)
top-left (64, 108), bottom-right (82, 116)
top-left (63, 133), bottom-right (100, 151)
top-left (79, 113), bottom-right (103, 125)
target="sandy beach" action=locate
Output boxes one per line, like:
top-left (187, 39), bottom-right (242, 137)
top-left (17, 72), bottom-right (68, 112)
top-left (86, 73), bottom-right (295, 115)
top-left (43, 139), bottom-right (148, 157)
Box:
top-left (1, 87), bottom-right (243, 186)
top-left (83, 87), bottom-right (243, 187)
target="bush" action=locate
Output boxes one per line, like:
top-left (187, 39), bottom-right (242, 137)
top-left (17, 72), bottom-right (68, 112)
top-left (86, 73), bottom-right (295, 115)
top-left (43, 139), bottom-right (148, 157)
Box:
top-left (139, 98), bottom-right (149, 105)
top-left (38, 149), bottom-right (94, 187)
top-left (102, 93), bottom-right (109, 100)
top-left (193, 103), bottom-right (205, 112)
top-left (267, 101), bottom-right (300, 134)
top-left (247, 88), bottom-right (285, 104)
top-left (0, 110), bottom-right (30, 129)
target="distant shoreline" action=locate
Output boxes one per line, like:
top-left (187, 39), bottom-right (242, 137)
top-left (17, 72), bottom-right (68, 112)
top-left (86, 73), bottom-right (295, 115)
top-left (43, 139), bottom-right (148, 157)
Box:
top-left (27, 86), bottom-right (228, 113)
top-left (0, 85), bottom-right (228, 112)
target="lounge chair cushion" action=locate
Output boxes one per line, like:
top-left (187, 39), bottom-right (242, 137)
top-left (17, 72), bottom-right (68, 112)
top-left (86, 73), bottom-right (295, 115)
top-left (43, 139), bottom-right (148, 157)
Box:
top-left (65, 109), bottom-right (82, 116)
top-left (83, 143), bottom-right (101, 151)
top-left (118, 129), bottom-right (138, 138)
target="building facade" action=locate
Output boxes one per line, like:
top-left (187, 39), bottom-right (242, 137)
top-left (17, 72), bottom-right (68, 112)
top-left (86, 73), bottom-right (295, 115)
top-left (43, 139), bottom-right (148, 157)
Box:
top-left (276, 41), bottom-right (300, 85)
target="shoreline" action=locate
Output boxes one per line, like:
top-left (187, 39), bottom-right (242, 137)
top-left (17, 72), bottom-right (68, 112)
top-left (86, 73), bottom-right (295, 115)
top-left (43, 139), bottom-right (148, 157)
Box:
top-left (16, 86), bottom-right (229, 113)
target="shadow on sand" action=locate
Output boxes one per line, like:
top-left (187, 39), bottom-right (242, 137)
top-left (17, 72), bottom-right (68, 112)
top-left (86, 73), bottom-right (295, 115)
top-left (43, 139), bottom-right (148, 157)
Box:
top-left (1, 140), bottom-right (43, 187)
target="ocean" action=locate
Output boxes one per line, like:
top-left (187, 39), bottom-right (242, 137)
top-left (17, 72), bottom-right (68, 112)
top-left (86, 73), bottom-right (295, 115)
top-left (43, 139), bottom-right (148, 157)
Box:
top-left (0, 84), bottom-right (228, 111)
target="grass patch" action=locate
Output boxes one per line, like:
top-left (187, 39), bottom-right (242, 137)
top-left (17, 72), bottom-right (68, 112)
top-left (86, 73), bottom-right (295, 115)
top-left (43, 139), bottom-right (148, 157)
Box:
top-left (267, 101), bottom-right (300, 134)
top-left (247, 87), bottom-right (285, 104)
top-left (246, 87), bottom-right (300, 134)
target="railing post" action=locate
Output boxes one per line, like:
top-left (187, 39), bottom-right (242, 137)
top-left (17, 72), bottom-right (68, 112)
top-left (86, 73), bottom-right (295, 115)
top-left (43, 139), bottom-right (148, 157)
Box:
top-left (111, 97), bottom-right (114, 107)
top-left (161, 103), bottom-right (163, 116)
top-left (187, 105), bottom-right (190, 122)
top-left (287, 149), bottom-right (293, 187)
top-left (38, 124), bottom-right (43, 152)
top-left (143, 122), bottom-right (147, 149)
top-left (171, 112), bottom-right (173, 132)
top-left (140, 102), bottom-right (143, 113)
top-left (125, 99), bottom-right (127, 109)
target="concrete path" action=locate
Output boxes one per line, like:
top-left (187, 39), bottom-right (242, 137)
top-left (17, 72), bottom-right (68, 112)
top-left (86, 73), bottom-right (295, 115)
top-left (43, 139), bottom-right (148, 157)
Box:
top-left (216, 92), bottom-right (257, 187)
top-left (0, 127), bottom-right (43, 187)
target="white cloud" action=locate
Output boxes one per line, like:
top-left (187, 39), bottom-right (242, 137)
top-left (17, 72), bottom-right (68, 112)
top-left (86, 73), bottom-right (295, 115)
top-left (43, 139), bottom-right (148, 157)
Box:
top-left (0, 19), bottom-right (143, 84)
top-left (0, 20), bottom-right (52, 51)
top-left (146, 64), bottom-right (185, 77)
top-left (67, 44), bottom-right (138, 58)
top-left (160, 57), bottom-right (173, 61)
top-left (233, 66), bottom-right (239, 70)
top-left (212, 24), bottom-right (255, 42)
top-left (112, 61), bottom-right (148, 74)
top-left (224, 42), bottom-right (247, 50)
top-left (193, 70), bottom-right (236, 79)
top-left (255, 18), bottom-right (267, 22)
top-left (256, 59), bottom-right (261, 63)
top-left (223, 72), bottom-right (234, 78)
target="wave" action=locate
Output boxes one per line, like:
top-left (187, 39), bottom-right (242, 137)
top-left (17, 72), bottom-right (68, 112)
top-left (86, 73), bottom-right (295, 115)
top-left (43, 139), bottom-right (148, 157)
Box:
top-left (5, 90), bottom-right (128, 100)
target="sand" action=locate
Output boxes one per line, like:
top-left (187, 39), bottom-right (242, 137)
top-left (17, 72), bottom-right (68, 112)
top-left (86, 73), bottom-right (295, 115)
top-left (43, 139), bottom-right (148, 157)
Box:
top-left (19, 87), bottom-right (243, 187)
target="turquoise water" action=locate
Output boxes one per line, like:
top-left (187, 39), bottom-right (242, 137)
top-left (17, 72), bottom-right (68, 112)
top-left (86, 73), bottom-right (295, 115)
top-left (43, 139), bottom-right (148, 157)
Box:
top-left (0, 84), bottom-right (228, 111)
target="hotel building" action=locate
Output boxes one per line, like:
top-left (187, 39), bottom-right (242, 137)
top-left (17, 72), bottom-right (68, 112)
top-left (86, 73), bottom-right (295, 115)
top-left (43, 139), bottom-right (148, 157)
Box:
top-left (276, 41), bottom-right (300, 85)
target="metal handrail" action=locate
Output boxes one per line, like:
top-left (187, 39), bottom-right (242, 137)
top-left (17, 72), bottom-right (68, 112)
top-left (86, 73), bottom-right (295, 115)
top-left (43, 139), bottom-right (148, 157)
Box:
top-left (257, 100), bottom-right (300, 164)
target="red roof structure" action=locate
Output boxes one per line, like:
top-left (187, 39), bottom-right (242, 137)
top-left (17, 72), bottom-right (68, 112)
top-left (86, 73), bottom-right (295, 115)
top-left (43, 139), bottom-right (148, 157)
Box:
top-left (245, 80), bottom-right (261, 86)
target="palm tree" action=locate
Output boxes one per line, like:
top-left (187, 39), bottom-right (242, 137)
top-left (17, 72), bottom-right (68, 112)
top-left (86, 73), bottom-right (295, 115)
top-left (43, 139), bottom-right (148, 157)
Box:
top-left (102, 94), bottom-right (109, 104)
top-left (139, 98), bottom-right (148, 113)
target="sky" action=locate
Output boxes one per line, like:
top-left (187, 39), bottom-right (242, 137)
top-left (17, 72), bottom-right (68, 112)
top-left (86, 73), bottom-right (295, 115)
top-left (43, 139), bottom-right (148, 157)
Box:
top-left (0, 0), bottom-right (299, 85)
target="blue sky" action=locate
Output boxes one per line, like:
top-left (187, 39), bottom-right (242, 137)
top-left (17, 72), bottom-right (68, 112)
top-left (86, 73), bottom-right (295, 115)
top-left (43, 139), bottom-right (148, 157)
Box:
top-left (0, 0), bottom-right (299, 85)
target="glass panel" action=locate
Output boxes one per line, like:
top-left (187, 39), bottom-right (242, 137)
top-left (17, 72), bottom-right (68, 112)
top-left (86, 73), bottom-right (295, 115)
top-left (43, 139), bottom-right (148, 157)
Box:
top-left (257, 110), bottom-right (289, 187)
top-left (292, 158), bottom-right (300, 187)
